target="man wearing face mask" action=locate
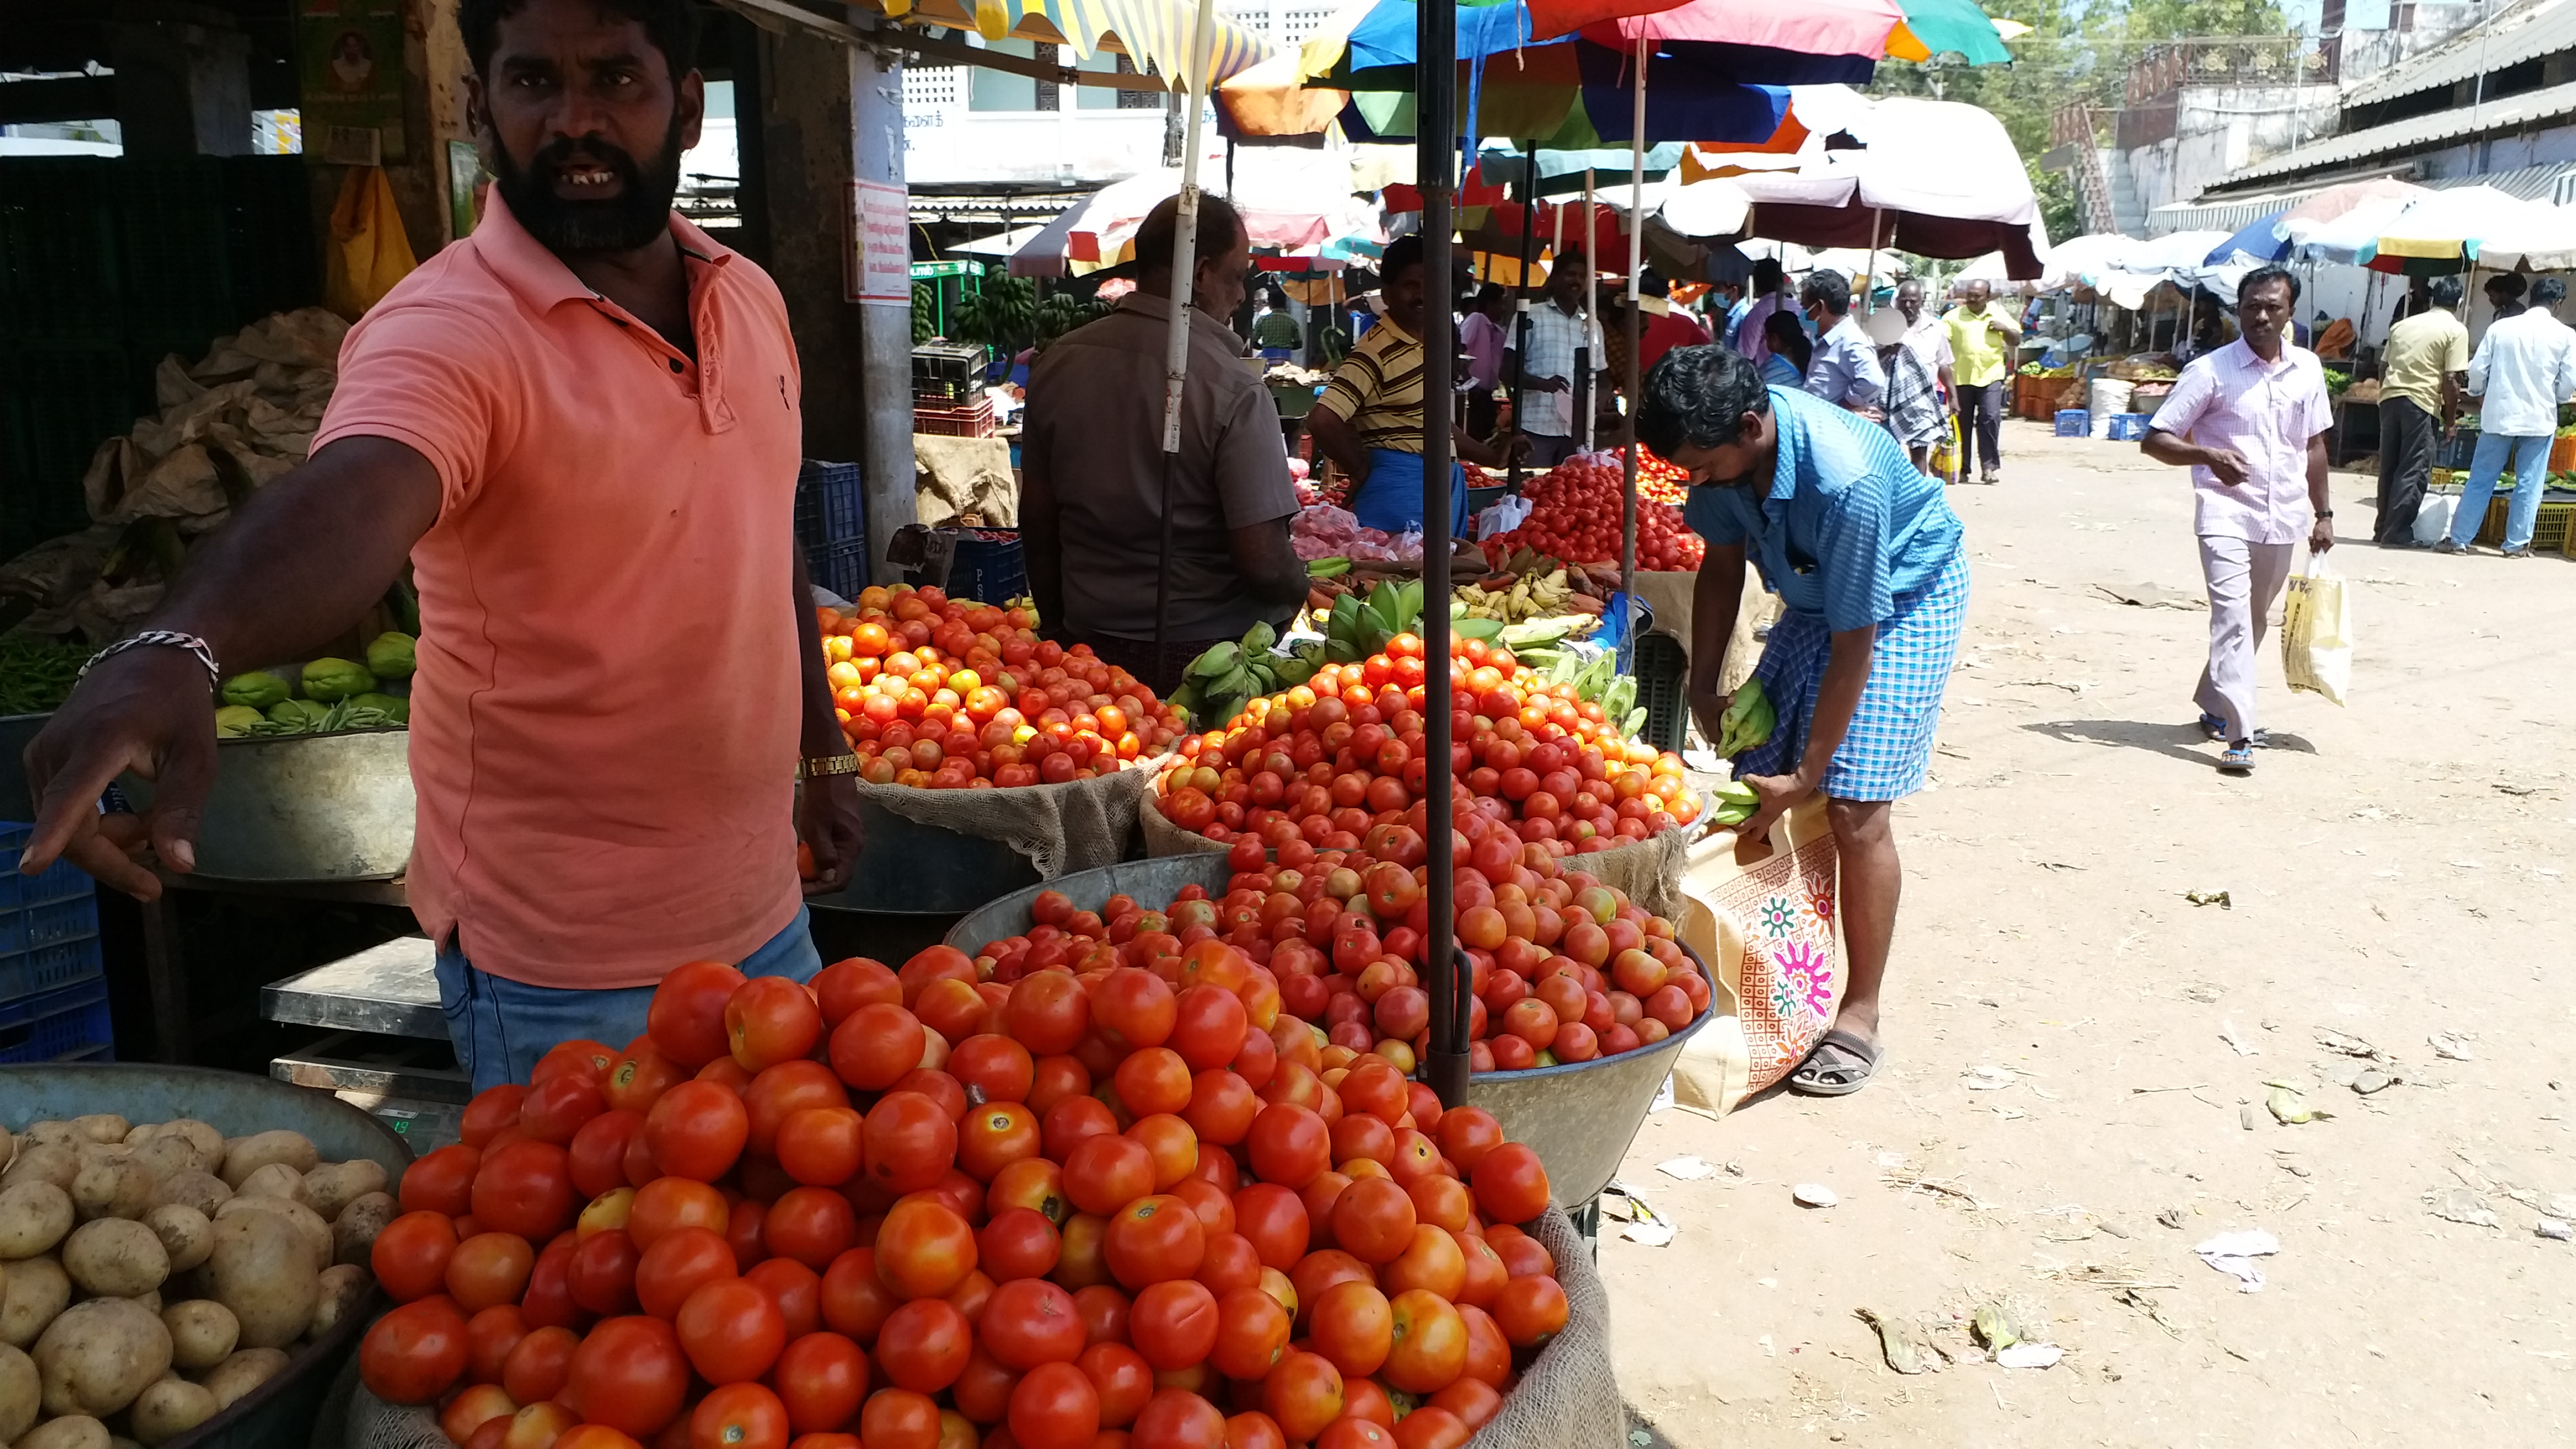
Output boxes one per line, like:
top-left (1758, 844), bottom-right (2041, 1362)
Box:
top-left (17, 0), bottom-right (860, 1090)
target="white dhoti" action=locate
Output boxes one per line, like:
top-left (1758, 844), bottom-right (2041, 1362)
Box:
top-left (2195, 534), bottom-right (2295, 742)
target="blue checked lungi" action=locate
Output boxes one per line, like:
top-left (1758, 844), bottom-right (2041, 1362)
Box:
top-left (1732, 545), bottom-right (1970, 802)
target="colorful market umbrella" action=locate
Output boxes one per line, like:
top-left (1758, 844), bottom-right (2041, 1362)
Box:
top-left (2364, 185), bottom-right (2565, 271)
top-left (1884, 0), bottom-right (2014, 64)
top-left (1006, 160), bottom-right (1385, 276)
top-left (2204, 210), bottom-right (2291, 266)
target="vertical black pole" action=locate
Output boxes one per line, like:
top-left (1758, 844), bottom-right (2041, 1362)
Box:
top-left (1418, 0), bottom-right (1468, 1110)
top-left (1504, 144), bottom-right (1539, 495)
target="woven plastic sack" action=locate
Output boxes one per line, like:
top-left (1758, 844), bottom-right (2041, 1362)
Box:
top-left (2281, 553), bottom-right (2351, 706)
top-left (1467, 1206), bottom-right (1626, 1449)
top-left (340, 1362), bottom-right (444, 1449)
top-left (1665, 794), bottom-right (1841, 1117)
top-left (1137, 784), bottom-right (1696, 922)
top-left (854, 760), bottom-right (1162, 882)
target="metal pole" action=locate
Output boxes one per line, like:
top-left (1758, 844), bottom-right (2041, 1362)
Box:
top-left (1863, 208), bottom-right (1884, 314)
top-left (1580, 167), bottom-right (1596, 452)
top-left (1620, 35), bottom-right (1644, 606)
top-left (1153, 0), bottom-right (1224, 666)
top-left (1505, 144), bottom-right (1538, 494)
top-left (1418, 0), bottom-right (1466, 1110)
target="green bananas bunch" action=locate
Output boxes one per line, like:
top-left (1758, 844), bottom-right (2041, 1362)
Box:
top-left (1717, 679), bottom-right (1775, 758)
top-left (1323, 579), bottom-right (1422, 663)
top-left (1168, 619), bottom-right (1320, 728)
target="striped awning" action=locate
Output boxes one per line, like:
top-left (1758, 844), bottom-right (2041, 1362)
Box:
top-left (859, 0), bottom-right (1272, 92)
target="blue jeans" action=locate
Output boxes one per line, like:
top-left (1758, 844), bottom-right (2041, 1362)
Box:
top-left (434, 908), bottom-right (823, 1092)
top-left (2450, 431), bottom-right (2551, 551)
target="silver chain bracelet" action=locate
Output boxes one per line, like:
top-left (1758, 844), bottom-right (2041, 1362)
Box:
top-left (81, 630), bottom-right (222, 690)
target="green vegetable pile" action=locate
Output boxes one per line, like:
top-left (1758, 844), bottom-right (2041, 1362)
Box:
top-left (0, 635), bottom-right (87, 716)
top-left (1171, 619), bottom-right (1323, 730)
top-left (214, 630), bottom-right (416, 738)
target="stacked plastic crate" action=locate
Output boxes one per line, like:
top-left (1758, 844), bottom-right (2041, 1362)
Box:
top-left (0, 823), bottom-right (111, 1063)
top-left (797, 461), bottom-right (870, 601)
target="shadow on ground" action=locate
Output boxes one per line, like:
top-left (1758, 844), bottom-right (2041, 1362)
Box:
top-left (2020, 717), bottom-right (2316, 769)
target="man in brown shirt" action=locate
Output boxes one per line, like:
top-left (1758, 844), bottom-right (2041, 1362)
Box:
top-left (1020, 195), bottom-right (1309, 695)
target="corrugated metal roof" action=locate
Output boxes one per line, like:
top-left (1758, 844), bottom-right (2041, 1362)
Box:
top-left (2346, 0), bottom-right (2576, 108)
top-left (2225, 77), bottom-right (2576, 186)
top-left (2426, 158), bottom-right (2576, 201)
top-left (2146, 185), bottom-right (2332, 236)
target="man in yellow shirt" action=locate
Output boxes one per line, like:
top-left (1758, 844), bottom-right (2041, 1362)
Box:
top-left (1943, 281), bottom-right (2020, 484)
top-left (2375, 274), bottom-right (2469, 547)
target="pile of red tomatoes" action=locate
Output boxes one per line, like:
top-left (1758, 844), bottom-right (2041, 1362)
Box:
top-left (1475, 457), bottom-right (1704, 573)
top-left (1634, 448), bottom-right (1690, 507)
top-left (359, 944), bottom-right (1568, 1449)
top-left (821, 586), bottom-right (1185, 790)
top-left (969, 822), bottom-right (1711, 1075)
top-left (1152, 633), bottom-right (1702, 855)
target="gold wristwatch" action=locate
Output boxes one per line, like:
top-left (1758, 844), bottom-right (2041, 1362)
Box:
top-left (800, 754), bottom-right (861, 780)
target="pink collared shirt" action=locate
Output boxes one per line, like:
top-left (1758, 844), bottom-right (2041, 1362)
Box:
top-left (2147, 337), bottom-right (2333, 544)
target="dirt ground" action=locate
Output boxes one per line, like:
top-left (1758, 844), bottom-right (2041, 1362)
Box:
top-left (1599, 419), bottom-right (2576, 1446)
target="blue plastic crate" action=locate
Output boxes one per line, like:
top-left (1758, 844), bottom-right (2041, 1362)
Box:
top-left (0, 935), bottom-right (103, 1007)
top-left (1, 823), bottom-right (97, 908)
top-left (794, 461), bottom-right (866, 551)
top-left (0, 977), bottom-right (113, 1064)
top-left (2106, 412), bottom-right (2153, 441)
top-left (944, 531), bottom-right (1026, 605)
top-left (808, 537), bottom-right (872, 601)
top-left (2054, 409), bottom-right (2091, 437)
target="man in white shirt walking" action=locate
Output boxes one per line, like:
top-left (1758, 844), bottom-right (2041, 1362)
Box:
top-left (2441, 276), bottom-right (2576, 558)
top-left (2141, 266), bottom-right (2335, 775)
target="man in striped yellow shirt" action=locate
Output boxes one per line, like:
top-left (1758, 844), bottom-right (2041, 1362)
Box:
top-left (1306, 235), bottom-right (1519, 533)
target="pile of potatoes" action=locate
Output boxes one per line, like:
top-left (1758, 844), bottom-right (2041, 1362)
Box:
top-left (0, 1114), bottom-right (399, 1449)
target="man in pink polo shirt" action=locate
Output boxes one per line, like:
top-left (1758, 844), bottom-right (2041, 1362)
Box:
top-left (18, 0), bottom-right (862, 1088)
top-left (2142, 266), bottom-right (2337, 774)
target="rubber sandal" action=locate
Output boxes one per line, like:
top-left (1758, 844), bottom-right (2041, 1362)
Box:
top-left (2198, 712), bottom-right (2227, 741)
top-left (1786, 1028), bottom-right (1882, 1097)
top-left (2218, 743), bottom-right (2255, 774)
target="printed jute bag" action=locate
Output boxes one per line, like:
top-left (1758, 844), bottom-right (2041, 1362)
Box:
top-left (1667, 794), bottom-right (1843, 1117)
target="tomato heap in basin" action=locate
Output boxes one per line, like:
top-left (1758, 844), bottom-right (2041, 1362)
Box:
top-left (1155, 631), bottom-right (1702, 854)
top-left (974, 822), bottom-right (1710, 1074)
top-left (1475, 456), bottom-right (1704, 572)
top-left (822, 585), bottom-right (1186, 789)
top-left (361, 946), bottom-right (1568, 1449)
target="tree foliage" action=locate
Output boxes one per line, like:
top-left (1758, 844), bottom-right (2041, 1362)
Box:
top-left (1868, 0), bottom-right (2298, 240)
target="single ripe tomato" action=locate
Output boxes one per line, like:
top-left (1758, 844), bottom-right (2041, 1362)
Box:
top-left (1468, 1142), bottom-right (1550, 1225)
top-left (648, 959), bottom-right (749, 1067)
top-left (864, 1091), bottom-right (960, 1195)
top-left (831, 1002), bottom-right (929, 1093)
top-left (359, 1296), bottom-right (469, 1403)
top-left (1491, 1273), bottom-right (1570, 1347)
top-left (501, 1324), bottom-right (577, 1405)
top-left (977, 1207), bottom-right (1061, 1282)
top-left (519, 1072), bottom-right (608, 1145)
top-left (1075, 1341), bottom-right (1153, 1428)
top-left (957, 1101), bottom-right (1041, 1182)
top-left (461, 1085), bottom-right (526, 1147)
top-left (874, 1197), bottom-right (978, 1300)
top-left (1307, 1280), bottom-right (1392, 1378)
top-left (690, 1381), bottom-right (790, 1449)
top-left (464, 1303), bottom-right (527, 1386)
top-left (1006, 1360), bottom-right (1100, 1449)
top-left (1103, 1195), bottom-right (1205, 1290)
top-left (813, 955), bottom-right (901, 1025)
top-left (676, 1276), bottom-right (788, 1385)
top-left (626, 1176), bottom-right (728, 1251)
top-left (1125, 1279), bottom-right (1218, 1371)
top-left (1392, 1404), bottom-right (1471, 1449)
top-left (1329, 1178), bottom-right (1417, 1266)
top-left (441, 1382), bottom-right (517, 1446)
top-left (1004, 970), bottom-right (1090, 1055)
top-left (471, 1139), bottom-right (575, 1240)
top-left (1380, 1289), bottom-right (1467, 1394)
top-left (873, 1298), bottom-right (974, 1393)
top-left (645, 1079), bottom-right (750, 1182)
top-left (1261, 1349), bottom-right (1344, 1442)
top-left (604, 1040), bottom-right (687, 1115)
top-left (776, 1105), bottom-right (866, 1187)
top-left (766, 1185), bottom-right (859, 1271)
top-left (728, 974), bottom-right (825, 1072)
top-left (948, 1034), bottom-right (1036, 1106)
top-left (820, 1247), bottom-right (901, 1342)
top-left (773, 1330), bottom-right (871, 1434)
top-left (1060, 1133), bottom-right (1154, 1218)
top-left (978, 1277), bottom-right (1087, 1370)
top-left (1247, 1105), bottom-right (1330, 1189)
top-left (747, 1256), bottom-right (824, 1340)
top-left (446, 1231), bottom-right (537, 1314)
top-left (372, 1210), bottom-right (460, 1304)
top-left (1130, 1387), bottom-right (1225, 1449)
top-left (566, 1228), bottom-right (641, 1316)
top-left (742, 1059), bottom-right (851, 1157)
top-left (401, 1143), bottom-right (481, 1217)
top-left (1209, 1286), bottom-right (1291, 1381)
top-left (566, 1110), bottom-right (645, 1201)
top-left (518, 1233), bottom-right (587, 1332)
top-left (1230, 1184), bottom-right (1309, 1271)
top-left (633, 1225), bottom-right (737, 1320)
top-left (858, 1388), bottom-right (944, 1449)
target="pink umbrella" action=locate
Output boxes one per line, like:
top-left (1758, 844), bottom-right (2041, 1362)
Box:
top-left (1563, 0), bottom-right (1907, 55)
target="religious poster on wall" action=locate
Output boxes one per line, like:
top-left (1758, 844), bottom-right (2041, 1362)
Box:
top-left (298, 0), bottom-right (407, 163)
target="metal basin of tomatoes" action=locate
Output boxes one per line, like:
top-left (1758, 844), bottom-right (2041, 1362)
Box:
top-left (944, 857), bottom-right (1714, 1208)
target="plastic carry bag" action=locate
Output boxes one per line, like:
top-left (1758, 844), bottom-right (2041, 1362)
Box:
top-left (2282, 551), bottom-right (2352, 705)
top-left (1665, 794), bottom-right (1842, 1117)
top-left (325, 165), bottom-right (418, 320)
top-left (2412, 493), bottom-right (2456, 546)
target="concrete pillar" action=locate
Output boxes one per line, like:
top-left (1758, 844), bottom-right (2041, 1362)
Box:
top-left (112, 16), bottom-right (253, 156)
top-left (850, 39), bottom-right (917, 584)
